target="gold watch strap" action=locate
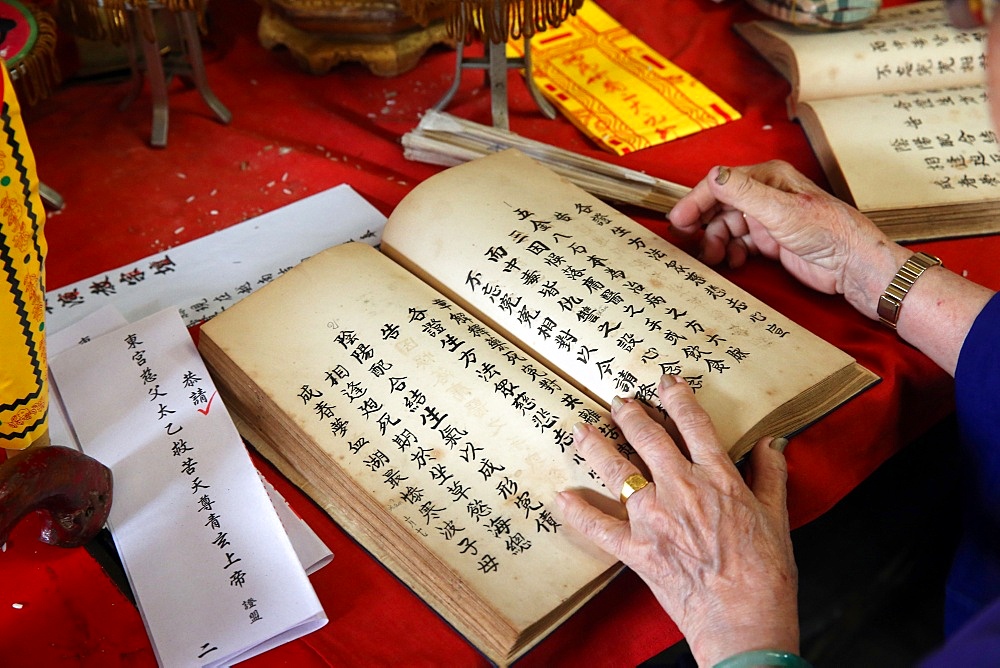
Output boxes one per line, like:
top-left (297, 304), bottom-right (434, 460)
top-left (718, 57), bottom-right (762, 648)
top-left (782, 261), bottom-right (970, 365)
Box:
top-left (877, 251), bottom-right (943, 328)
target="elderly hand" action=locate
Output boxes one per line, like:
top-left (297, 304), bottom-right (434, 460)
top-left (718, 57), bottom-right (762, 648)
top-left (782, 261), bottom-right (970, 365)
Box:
top-left (557, 375), bottom-right (799, 667)
top-left (668, 161), bottom-right (994, 376)
top-left (667, 161), bottom-right (911, 323)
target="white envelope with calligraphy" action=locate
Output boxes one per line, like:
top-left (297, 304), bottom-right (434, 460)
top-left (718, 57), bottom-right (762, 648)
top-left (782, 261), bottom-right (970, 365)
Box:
top-left (50, 308), bottom-right (327, 667)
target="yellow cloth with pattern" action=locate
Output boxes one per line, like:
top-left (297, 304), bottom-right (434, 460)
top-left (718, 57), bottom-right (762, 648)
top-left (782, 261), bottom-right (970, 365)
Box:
top-left (508, 0), bottom-right (741, 155)
top-left (0, 64), bottom-right (48, 450)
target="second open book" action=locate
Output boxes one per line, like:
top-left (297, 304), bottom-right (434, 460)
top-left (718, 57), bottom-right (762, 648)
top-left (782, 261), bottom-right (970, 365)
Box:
top-left (737, 1), bottom-right (996, 241)
top-left (198, 149), bottom-right (877, 665)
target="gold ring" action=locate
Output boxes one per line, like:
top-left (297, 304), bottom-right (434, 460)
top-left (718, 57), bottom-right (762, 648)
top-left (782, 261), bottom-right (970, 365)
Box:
top-left (620, 473), bottom-right (652, 504)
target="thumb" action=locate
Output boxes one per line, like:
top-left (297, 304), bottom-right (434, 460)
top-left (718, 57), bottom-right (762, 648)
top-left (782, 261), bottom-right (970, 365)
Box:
top-left (710, 165), bottom-right (807, 239)
top-left (747, 436), bottom-right (790, 521)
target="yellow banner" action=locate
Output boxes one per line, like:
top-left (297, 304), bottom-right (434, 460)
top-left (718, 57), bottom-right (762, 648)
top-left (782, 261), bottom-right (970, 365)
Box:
top-left (0, 64), bottom-right (48, 450)
top-left (509, 1), bottom-right (740, 155)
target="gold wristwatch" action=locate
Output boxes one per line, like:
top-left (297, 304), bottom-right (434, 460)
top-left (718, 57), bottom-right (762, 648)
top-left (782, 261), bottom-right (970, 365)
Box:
top-left (877, 251), bottom-right (943, 328)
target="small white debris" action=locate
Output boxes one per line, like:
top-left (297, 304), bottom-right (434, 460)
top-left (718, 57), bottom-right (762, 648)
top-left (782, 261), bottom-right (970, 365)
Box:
top-left (281, 172), bottom-right (289, 182)
top-left (177, 172), bottom-right (187, 179)
top-left (210, 189), bottom-right (218, 196)
top-left (174, 227), bottom-right (185, 234)
top-left (266, 181), bottom-right (275, 188)
top-left (12, 603), bottom-right (23, 609)
top-left (186, 195), bottom-right (196, 203)
top-left (762, 124), bottom-right (773, 131)
top-left (278, 146), bottom-right (293, 156)
top-left (210, 210), bottom-right (219, 216)
top-left (282, 188), bottom-right (292, 195)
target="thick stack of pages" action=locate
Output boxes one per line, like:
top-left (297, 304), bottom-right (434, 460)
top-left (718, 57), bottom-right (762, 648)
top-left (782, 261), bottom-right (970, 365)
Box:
top-left (199, 150), bottom-right (878, 664)
top-left (737, 1), bottom-right (996, 241)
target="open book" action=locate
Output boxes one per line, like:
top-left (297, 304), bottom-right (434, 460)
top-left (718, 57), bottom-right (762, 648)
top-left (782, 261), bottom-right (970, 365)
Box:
top-left (736, 2), bottom-right (995, 241)
top-left (198, 149), bottom-right (878, 665)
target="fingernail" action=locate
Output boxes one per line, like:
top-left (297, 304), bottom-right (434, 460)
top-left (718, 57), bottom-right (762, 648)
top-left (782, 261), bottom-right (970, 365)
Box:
top-left (770, 437), bottom-right (789, 453)
top-left (611, 395), bottom-right (627, 410)
top-left (573, 422), bottom-right (587, 440)
top-left (659, 374), bottom-right (677, 388)
top-left (715, 166), bottom-right (731, 185)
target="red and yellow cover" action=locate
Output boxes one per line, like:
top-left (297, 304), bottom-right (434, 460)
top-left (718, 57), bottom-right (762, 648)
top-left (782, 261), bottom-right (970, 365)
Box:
top-left (509, 0), bottom-right (740, 155)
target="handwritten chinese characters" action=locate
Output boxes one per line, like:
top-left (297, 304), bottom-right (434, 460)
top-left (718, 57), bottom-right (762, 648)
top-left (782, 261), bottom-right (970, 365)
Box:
top-left (51, 253), bottom-right (298, 328)
top-left (295, 289), bottom-right (621, 584)
top-left (45, 184), bottom-right (387, 335)
top-left (49, 309), bottom-right (325, 667)
top-left (123, 330), bottom-right (261, 658)
top-left (881, 85), bottom-right (999, 194)
top-left (859, 3), bottom-right (986, 87)
top-left (464, 198), bottom-right (793, 423)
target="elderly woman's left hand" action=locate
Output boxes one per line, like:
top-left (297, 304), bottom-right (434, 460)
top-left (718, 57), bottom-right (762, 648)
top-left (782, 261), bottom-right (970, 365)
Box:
top-left (556, 374), bottom-right (799, 666)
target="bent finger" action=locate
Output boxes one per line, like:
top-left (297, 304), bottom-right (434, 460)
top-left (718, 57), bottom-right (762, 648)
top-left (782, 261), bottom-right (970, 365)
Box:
top-left (556, 490), bottom-right (631, 558)
top-left (657, 375), bottom-right (732, 468)
top-left (748, 437), bottom-right (790, 524)
top-left (707, 163), bottom-right (823, 242)
top-left (668, 175), bottom-right (722, 234)
top-left (572, 422), bottom-right (649, 497)
top-left (610, 395), bottom-right (688, 480)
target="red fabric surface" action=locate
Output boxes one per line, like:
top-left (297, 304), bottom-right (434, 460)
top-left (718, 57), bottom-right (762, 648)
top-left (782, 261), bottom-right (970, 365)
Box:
top-left (2, 0), bottom-right (998, 665)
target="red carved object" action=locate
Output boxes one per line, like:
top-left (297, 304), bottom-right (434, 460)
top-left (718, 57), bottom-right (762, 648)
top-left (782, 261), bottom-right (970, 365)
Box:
top-left (0, 446), bottom-right (113, 548)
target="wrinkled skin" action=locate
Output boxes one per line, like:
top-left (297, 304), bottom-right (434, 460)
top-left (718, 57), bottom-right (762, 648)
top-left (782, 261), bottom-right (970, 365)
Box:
top-left (557, 377), bottom-right (798, 666)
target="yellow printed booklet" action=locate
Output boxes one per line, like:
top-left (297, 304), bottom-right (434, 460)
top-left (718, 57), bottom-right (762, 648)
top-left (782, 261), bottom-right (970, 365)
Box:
top-left (508, 0), bottom-right (740, 154)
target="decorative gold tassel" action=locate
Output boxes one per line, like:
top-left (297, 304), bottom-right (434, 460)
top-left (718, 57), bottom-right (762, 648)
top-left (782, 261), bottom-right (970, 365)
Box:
top-left (400, 0), bottom-right (582, 43)
top-left (56, 0), bottom-right (135, 45)
top-left (8, 2), bottom-right (62, 107)
top-left (56, 0), bottom-right (208, 46)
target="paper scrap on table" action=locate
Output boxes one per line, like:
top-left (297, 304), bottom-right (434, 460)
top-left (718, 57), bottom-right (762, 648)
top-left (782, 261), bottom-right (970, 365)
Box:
top-left (508, 0), bottom-right (741, 155)
top-left (46, 304), bottom-right (334, 577)
top-left (50, 308), bottom-right (328, 667)
top-left (45, 184), bottom-right (387, 334)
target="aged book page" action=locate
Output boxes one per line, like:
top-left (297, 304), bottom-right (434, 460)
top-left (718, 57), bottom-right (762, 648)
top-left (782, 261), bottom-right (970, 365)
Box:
top-left (199, 241), bottom-right (623, 665)
top-left (735, 2), bottom-right (986, 111)
top-left (735, 1), bottom-right (995, 240)
top-left (382, 149), bottom-right (876, 460)
top-left (798, 83), bottom-right (995, 214)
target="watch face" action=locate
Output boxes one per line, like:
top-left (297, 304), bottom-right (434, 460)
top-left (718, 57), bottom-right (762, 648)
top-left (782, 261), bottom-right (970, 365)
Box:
top-left (877, 295), bottom-right (901, 327)
top-left (879, 253), bottom-right (941, 328)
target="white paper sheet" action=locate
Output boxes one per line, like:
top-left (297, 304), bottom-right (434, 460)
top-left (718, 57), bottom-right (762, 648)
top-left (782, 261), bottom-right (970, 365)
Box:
top-left (45, 184), bottom-right (387, 333)
top-left (46, 305), bottom-right (334, 577)
top-left (50, 308), bottom-right (327, 667)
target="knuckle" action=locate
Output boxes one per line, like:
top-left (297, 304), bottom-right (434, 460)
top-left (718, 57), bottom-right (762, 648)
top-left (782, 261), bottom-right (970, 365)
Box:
top-left (662, 385), bottom-right (714, 432)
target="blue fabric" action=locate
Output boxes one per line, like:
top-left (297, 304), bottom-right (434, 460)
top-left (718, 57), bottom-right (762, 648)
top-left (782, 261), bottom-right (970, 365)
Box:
top-left (923, 597), bottom-right (1000, 666)
top-left (920, 291), bottom-right (1000, 665)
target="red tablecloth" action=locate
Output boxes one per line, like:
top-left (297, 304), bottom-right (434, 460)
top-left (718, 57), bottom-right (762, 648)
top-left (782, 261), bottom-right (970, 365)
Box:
top-left (3, 0), bottom-right (998, 665)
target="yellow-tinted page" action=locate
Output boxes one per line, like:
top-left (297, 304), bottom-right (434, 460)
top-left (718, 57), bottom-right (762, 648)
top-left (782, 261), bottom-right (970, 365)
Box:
top-left (383, 150), bottom-right (858, 454)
